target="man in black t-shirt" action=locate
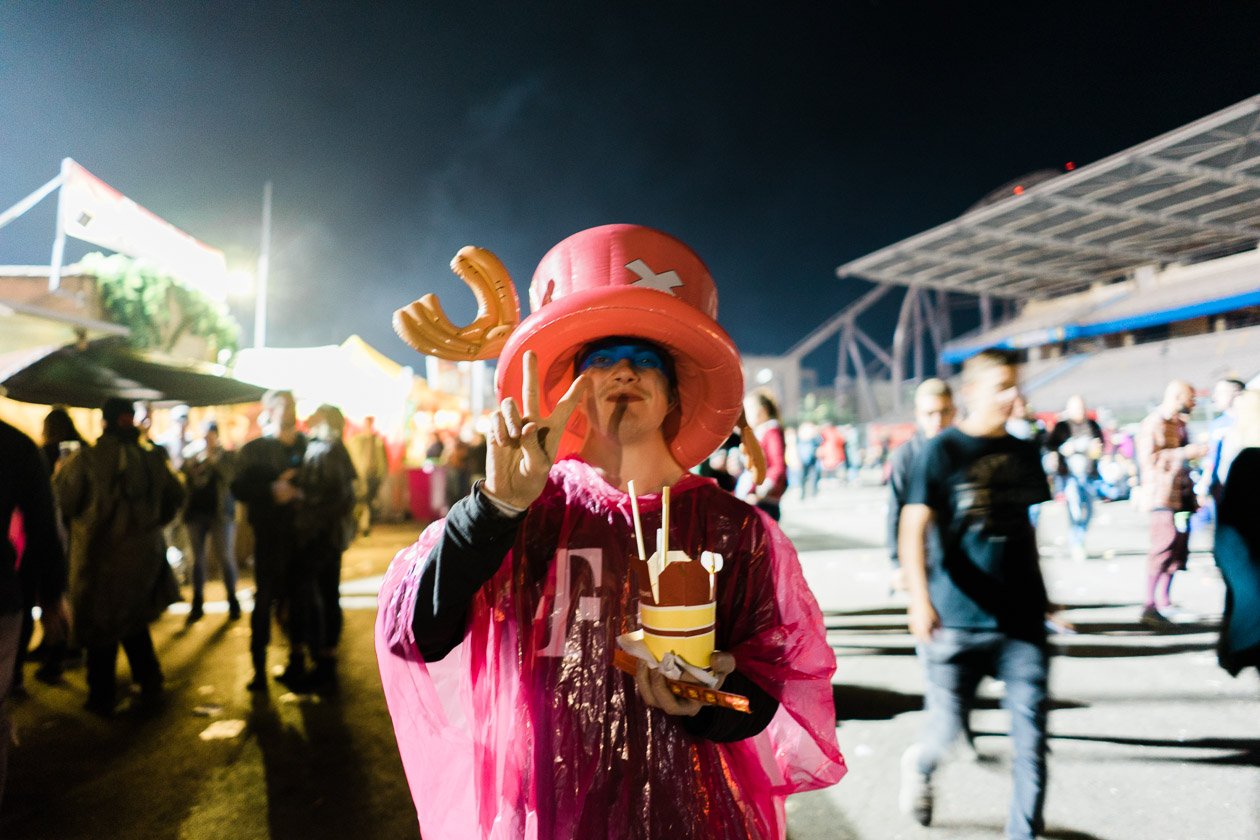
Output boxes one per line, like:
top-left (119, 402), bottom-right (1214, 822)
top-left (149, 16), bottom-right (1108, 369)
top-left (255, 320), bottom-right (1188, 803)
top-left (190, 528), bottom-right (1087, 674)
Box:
top-left (898, 349), bottom-right (1052, 840)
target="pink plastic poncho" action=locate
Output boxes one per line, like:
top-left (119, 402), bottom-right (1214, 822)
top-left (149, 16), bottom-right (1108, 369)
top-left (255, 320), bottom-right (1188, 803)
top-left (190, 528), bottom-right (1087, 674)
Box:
top-left (376, 458), bottom-right (845, 839)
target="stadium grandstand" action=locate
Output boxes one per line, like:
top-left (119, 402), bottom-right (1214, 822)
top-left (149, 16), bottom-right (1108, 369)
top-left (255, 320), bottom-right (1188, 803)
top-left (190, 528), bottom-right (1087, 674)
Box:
top-left (820, 93), bottom-right (1260, 423)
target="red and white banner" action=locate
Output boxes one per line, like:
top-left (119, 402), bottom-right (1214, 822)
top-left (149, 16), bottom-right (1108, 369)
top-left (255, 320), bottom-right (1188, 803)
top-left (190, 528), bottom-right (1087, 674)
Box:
top-left (58, 159), bottom-right (229, 298)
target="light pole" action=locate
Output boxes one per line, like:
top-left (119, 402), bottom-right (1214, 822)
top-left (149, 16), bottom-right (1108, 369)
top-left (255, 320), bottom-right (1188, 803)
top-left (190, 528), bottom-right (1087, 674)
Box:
top-left (254, 181), bottom-right (272, 348)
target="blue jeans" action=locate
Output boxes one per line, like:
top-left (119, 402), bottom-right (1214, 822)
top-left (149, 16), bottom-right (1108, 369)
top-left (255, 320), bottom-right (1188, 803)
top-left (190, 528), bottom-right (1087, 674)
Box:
top-left (185, 515), bottom-right (239, 609)
top-left (1063, 474), bottom-right (1093, 549)
top-left (917, 628), bottom-right (1050, 840)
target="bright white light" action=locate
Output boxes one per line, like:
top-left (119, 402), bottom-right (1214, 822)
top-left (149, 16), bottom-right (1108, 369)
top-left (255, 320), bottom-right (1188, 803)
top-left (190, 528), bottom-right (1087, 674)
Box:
top-left (756, 368), bottom-right (774, 384)
top-left (225, 268), bottom-right (255, 298)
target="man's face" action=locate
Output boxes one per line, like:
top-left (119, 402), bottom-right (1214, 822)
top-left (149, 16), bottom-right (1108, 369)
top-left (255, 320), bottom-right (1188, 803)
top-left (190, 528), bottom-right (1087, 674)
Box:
top-left (1213, 382), bottom-right (1240, 413)
top-left (964, 364), bottom-right (1019, 427)
top-left (262, 394), bottom-right (297, 435)
top-left (915, 394), bottom-right (955, 439)
top-left (578, 343), bottom-right (675, 446)
top-left (1172, 383), bottom-right (1196, 414)
top-left (1066, 396), bottom-right (1087, 423)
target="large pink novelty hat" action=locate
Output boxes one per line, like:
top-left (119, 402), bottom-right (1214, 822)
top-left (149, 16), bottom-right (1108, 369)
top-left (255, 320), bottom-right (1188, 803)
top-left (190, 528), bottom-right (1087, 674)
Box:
top-left (495, 224), bottom-right (744, 471)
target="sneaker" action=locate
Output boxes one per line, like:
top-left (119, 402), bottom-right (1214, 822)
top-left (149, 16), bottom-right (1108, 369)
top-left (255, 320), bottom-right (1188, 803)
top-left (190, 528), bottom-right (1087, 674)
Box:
top-left (899, 745), bottom-right (933, 826)
top-left (227, 600), bottom-right (242, 622)
top-left (1140, 606), bottom-right (1175, 629)
top-left (185, 606), bottom-right (204, 627)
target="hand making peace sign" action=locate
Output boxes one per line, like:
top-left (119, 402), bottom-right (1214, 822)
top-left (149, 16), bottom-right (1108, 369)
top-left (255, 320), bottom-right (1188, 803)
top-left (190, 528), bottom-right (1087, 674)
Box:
top-left (484, 350), bottom-right (589, 510)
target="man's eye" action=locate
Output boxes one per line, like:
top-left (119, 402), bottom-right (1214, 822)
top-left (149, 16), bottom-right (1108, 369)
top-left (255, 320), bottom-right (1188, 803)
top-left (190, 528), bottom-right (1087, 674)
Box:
top-left (633, 354), bottom-right (662, 369)
top-left (589, 353), bottom-right (615, 367)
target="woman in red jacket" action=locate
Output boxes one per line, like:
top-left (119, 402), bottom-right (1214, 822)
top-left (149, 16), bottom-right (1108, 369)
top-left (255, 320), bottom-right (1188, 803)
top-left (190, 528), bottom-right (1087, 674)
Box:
top-left (743, 390), bottom-right (788, 520)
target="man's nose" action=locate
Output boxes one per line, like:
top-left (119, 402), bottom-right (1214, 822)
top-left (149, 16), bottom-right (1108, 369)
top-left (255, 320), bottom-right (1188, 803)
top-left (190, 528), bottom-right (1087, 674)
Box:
top-left (609, 358), bottom-right (639, 381)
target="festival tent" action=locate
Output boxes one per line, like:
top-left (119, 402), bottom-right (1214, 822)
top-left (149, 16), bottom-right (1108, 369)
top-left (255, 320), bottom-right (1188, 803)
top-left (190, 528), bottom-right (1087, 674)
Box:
top-left (230, 335), bottom-right (436, 427)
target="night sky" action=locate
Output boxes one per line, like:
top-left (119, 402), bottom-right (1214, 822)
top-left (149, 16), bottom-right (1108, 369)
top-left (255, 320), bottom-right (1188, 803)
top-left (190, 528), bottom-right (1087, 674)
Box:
top-left (2, 2), bottom-right (1259, 381)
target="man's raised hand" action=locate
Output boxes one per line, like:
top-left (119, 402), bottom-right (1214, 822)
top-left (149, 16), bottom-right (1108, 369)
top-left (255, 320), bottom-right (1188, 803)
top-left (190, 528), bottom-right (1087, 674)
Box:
top-left (484, 350), bottom-right (588, 510)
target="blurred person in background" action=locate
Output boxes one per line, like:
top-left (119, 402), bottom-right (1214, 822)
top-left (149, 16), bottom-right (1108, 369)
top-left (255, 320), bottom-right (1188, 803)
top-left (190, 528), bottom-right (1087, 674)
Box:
top-left (1136, 380), bottom-right (1208, 628)
top-left (887, 379), bottom-right (956, 594)
top-left (1195, 378), bottom-right (1245, 524)
top-left (740, 389), bottom-right (787, 520)
top-left (293, 404), bottom-right (358, 691)
top-left (1, 417), bottom-right (66, 802)
top-left (231, 390), bottom-right (308, 692)
top-left (1046, 396), bottom-right (1104, 562)
top-left (1005, 394), bottom-right (1049, 529)
top-left (180, 421), bottom-right (240, 624)
top-left (347, 414), bottom-right (388, 537)
top-left (13, 408), bottom-right (81, 691)
top-left (55, 399), bottom-right (184, 716)
top-left (796, 420), bottom-right (823, 499)
top-left (1214, 389), bottom-right (1260, 677)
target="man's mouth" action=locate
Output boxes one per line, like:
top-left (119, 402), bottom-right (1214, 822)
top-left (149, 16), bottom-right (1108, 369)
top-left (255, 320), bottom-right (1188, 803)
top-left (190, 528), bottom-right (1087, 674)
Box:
top-left (606, 392), bottom-right (644, 404)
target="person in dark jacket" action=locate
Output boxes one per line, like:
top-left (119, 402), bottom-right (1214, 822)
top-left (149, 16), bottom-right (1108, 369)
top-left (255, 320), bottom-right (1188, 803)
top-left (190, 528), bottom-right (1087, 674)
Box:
top-left (230, 390), bottom-right (308, 691)
top-left (293, 404), bottom-right (357, 691)
top-left (55, 399), bottom-right (184, 716)
top-left (0, 418), bottom-right (66, 802)
top-left (11, 407), bottom-right (80, 693)
top-left (887, 379), bottom-right (955, 593)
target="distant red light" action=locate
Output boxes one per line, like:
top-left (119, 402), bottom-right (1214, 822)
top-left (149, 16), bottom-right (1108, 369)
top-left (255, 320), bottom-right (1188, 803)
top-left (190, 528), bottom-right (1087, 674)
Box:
top-left (1013, 185), bottom-right (1025, 195)
top-left (1065, 161), bottom-right (1076, 171)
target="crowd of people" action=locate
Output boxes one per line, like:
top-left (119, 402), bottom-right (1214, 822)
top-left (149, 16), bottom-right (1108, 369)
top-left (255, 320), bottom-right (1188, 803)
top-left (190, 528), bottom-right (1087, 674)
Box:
top-left (0, 389), bottom-right (402, 810)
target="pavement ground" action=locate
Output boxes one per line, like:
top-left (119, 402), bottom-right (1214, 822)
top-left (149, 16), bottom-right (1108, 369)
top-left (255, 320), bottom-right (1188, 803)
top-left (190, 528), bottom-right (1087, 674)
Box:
top-left (2, 479), bottom-right (1257, 839)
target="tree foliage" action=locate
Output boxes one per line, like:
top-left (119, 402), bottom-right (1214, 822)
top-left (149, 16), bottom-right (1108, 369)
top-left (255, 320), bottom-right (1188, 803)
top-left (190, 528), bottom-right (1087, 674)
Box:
top-left (80, 252), bottom-right (242, 358)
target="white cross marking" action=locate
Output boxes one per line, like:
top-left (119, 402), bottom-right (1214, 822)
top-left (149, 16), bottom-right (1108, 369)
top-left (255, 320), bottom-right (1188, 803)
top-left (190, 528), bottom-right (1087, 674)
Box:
top-left (625, 259), bottom-right (683, 295)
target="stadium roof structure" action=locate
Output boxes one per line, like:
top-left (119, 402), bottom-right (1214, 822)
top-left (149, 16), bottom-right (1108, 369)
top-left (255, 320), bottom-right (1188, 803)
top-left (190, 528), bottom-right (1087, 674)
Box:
top-left (836, 94), bottom-right (1260, 300)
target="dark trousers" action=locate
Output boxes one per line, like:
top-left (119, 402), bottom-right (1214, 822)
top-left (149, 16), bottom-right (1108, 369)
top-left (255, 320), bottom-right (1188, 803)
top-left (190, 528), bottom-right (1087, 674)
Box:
top-left (315, 542), bottom-right (344, 651)
top-left (0, 611), bottom-right (23, 807)
top-left (185, 515), bottom-right (239, 609)
top-left (917, 628), bottom-right (1050, 840)
top-left (86, 628), bottom-right (162, 706)
top-left (250, 534), bottom-right (290, 668)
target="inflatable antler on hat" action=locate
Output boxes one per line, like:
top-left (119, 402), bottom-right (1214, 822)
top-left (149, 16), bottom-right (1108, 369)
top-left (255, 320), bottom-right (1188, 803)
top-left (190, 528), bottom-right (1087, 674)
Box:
top-left (392, 246), bottom-right (521, 361)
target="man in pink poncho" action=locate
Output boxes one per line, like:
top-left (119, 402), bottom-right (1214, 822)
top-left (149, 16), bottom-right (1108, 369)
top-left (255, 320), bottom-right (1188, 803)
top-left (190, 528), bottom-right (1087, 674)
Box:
top-left (376, 224), bottom-right (845, 838)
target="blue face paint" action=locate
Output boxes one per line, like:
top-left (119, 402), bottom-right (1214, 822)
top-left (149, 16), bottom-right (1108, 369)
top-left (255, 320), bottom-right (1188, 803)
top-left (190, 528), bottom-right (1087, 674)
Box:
top-left (577, 343), bottom-right (667, 374)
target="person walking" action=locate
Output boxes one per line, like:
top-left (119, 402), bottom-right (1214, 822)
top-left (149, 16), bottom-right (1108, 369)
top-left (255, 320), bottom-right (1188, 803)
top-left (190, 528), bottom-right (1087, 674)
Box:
top-left (1046, 395), bottom-right (1104, 562)
top-left (887, 378), bottom-right (956, 593)
top-left (55, 399), bottom-right (185, 716)
top-left (1136, 380), bottom-right (1208, 627)
top-left (898, 349), bottom-right (1053, 839)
